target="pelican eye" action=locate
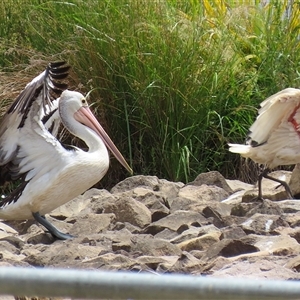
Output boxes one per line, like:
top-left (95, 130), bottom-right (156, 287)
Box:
top-left (81, 98), bottom-right (87, 105)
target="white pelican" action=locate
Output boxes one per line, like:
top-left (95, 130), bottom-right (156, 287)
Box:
top-left (229, 88), bottom-right (300, 200)
top-left (0, 62), bottom-right (133, 239)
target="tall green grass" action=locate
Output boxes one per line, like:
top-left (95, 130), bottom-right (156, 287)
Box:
top-left (1, 0), bottom-right (300, 185)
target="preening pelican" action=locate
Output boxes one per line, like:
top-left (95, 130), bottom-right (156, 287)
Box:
top-left (0, 62), bottom-right (132, 239)
top-left (229, 88), bottom-right (300, 200)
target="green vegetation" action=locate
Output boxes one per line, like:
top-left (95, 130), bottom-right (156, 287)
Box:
top-left (1, 0), bottom-right (300, 186)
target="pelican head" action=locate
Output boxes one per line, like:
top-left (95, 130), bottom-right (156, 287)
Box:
top-left (59, 90), bottom-right (133, 174)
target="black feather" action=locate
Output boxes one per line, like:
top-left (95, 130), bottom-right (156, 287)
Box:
top-left (0, 179), bottom-right (28, 208)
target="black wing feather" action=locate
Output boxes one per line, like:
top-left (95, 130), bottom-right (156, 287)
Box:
top-left (0, 61), bottom-right (70, 202)
top-left (7, 61), bottom-right (69, 128)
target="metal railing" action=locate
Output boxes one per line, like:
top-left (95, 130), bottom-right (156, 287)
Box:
top-left (0, 267), bottom-right (300, 299)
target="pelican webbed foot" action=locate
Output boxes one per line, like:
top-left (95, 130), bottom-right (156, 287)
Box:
top-left (32, 212), bottom-right (74, 240)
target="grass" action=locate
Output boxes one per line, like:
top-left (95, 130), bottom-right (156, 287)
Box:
top-left (1, 0), bottom-right (300, 186)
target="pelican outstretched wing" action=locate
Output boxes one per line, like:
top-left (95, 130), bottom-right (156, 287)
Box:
top-left (0, 62), bottom-right (69, 187)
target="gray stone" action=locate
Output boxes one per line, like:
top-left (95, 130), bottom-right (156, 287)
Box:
top-left (210, 257), bottom-right (300, 280)
top-left (276, 200), bottom-right (300, 213)
top-left (178, 184), bottom-right (229, 203)
top-left (3, 171), bottom-right (300, 280)
top-left (144, 210), bottom-right (207, 235)
top-left (201, 239), bottom-right (259, 262)
top-left (132, 188), bottom-right (170, 221)
top-left (220, 226), bottom-right (247, 240)
top-left (169, 251), bottom-right (202, 273)
top-left (130, 235), bottom-right (182, 256)
top-left (240, 213), bottom-right (289, 234)
top-left (170, 225), bottom-right (220, 244)
top-left (68, 213), bottom-right (115, 236)
top-left (187, 171), bottom-right (233, 194)
top-left (103, 196), bottom-right (151, 228)
top-left (288, 163), bottom-right (300, 196)
top-left (178, 232), bottom-right (221, 252)
top-left (254, 235), bottom-right (300, 255)
top-left (111, 175), bottom-right (161, 193)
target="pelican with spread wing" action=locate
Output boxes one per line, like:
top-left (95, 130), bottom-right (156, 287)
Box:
top-left (0, 62), bottom-right (132, 239)
top-left (229, 88), bottom-right (300, 200)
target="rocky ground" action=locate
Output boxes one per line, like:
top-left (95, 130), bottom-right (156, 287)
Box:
top-left (1, 170), bottom-right (300, 283)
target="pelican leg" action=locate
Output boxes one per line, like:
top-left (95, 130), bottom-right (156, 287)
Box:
top-left (32, 212), bottom-right (74, 240)
top-left (260, 168), bottom-right (293, 199)
top-left (257, 170), bottom-right (265, 201)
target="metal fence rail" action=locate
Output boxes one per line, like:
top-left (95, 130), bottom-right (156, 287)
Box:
top-left (0, 267), bottom-right (300, 300)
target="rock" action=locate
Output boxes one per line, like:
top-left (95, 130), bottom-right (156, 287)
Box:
top-left (89, 189), bottom-right (116, 214)
top-left (26, 233), bottom-right (54, 245)
top-left (225, 179), bottom-right (253, 193)
top-left (283, 212), bottom-right (300, 227)
top-left (103, 196), bottom-right (151, 228)
top-left (288, 228), bottom-right (300, 243)
top-left (187, 171), bottom-right (233, 194)
top-left (136, 255), bottom-right (178, 271)
top-left (82, 252), bottom-right (137, 270)
top-left (0, 236), bottom-right (25, 249)
top-left (0, 241), bottom-right (20, 256)
top-left (169, 251), bottom-right (202, 273)
top-left (154, 228), bottom-right (178, 240)
top-left (286, 256), bottom-right (300, 272)
top-left (220, 226), bottom-right (247, 240)
top-left (2, 171), bottom-right (300, 280)
top-left (222, 190), bottom-right (245, 206)
top-left (288, 163), bottom-right (300, 197)
top-left (68, 213), bottom-right (115, 236)
top-left (240, 213), bottom-right (289, 234)
top-left (170, 186), bottom-right (230, 214)
top-left (156, 178), bottom-right (184, 200)
top-left (24, 241), bottom-right (105, 267)
top-left (144, 210), bottom-right (207, 235)
top-left (50, 193), bottom-right (91, 219)
top-left (177, 232), bottom-right (221, 252)
top-left (276, 200), bottom-right (300, 213)
top-left (112, 240), bottom-right (131, 252)
top-left (2, 220), bottom-right (35, 235)
top-left (21, 244), bottom-right (42, 258)
top-left (201, 256), bottom-right (232, 274)
top-left (245, 200), bottom-right (284, 216)
top-left (203, 202), bottom-right (232, 217)
top-left (130, 235), bottom-right (182, 256)
top-left (210, 257), bottom-right (300, 280)
top-left (254, 235), bottom-right (300, 255)
top-left (202, 203), bottom-right (232, 228)
top-left (170, 225), bottom-right (220, 244)
top-left (0, 222), bottom-right (18, 235)
top-left (132, 188), bottom-right (170, 222)
top-left (111, 175), bottom-right (161, 193)
top-left (168, 196), bottom-right (200, 213)
top-left (221, 215), bottom-right (248, 227)
top-left (113, 222), bottom-right (141, 234)
top-left (201, 239), bottom-right (259, 262)
top-left (178, 184), bottom-right (229, 203)
top-left (0, 250), bottom-right (25, 261)
top-left (231, 202), bottom-right (259, 217)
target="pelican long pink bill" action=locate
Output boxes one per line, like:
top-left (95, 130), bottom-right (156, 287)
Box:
top-left (74, 105), bottom-right (133, 174)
